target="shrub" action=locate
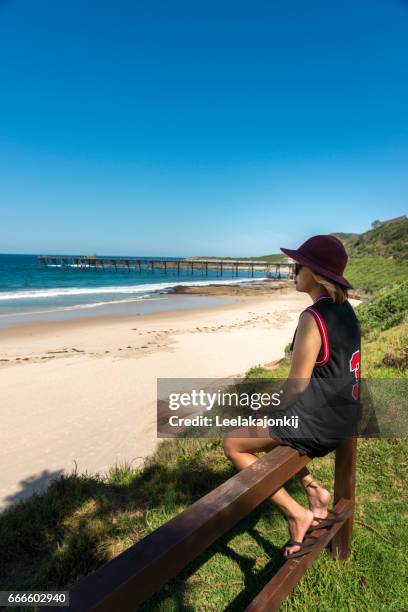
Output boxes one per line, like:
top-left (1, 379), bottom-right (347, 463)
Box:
top-left (356, 281), bottom-right (408, 336)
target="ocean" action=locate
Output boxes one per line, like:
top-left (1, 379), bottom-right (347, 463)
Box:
top-left (0, 254), bottom-right (272, 328)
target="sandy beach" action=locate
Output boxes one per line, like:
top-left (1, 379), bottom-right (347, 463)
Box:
top-left (0, 287), bottom-right (311, 511)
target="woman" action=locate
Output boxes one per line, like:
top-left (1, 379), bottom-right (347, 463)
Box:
top-left (222, 235), bottom-right (361, 559)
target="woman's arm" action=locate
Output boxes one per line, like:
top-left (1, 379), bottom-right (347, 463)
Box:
top-left (276, 311), bottom-right (322, 411)
top-left (289, 311), bottom-right (322, 379)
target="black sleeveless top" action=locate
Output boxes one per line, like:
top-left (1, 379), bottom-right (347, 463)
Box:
top-left (270, 296), bottom-right (362, 457)
top-left (290, 296), bottom-right (361, 389)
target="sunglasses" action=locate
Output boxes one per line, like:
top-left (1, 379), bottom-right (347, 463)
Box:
top-left (294, 263), bottom-right (303, 276)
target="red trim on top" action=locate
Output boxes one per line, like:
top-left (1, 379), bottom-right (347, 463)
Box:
top-left (306, 307), bottom-right (330, 366)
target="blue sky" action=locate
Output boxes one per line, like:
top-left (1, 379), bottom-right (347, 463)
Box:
top-left (0, 0), bottom-right (407, 256)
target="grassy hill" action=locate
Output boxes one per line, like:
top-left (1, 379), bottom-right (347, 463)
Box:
top-left (345, 257), bottom-right (408, 295)
top-left (193, 216), bottom-right (407, 269)
top-left (330, 231), bottom-right (360, 243)
top-left (250, 253), bottom-right (286, 263)
top-left (342, 218), bottom-right (407, 295)
top-left (332, 216), bottom-right (408, 259)
top-left (257, 217), bottom-right (408, 295)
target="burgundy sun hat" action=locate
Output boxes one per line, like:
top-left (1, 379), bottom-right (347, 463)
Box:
top-left (280, 235), bottom-right (353, 289)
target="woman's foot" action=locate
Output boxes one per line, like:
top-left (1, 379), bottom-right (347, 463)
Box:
top-left (305, 480), bottom-right (331, 527)
top-left (284, 507), bottom-right (315, 558)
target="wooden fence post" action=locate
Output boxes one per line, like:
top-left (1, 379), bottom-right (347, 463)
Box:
top-left (331, 437), bottom-right (357, 560)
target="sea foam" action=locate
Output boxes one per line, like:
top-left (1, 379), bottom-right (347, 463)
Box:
top-left (0, 277), bottom-right (267, 301)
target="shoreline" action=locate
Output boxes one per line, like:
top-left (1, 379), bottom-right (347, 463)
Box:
top-left (0, 294), bottom-right (245, 336)
top-left (0, 277), bottom-right (361, 332)
top-left (0, 286), bottom-right (286, 338)
top-left (0, 279), bottom-right (290, 330)
top-left (0, 287), bottom-right (310, 511)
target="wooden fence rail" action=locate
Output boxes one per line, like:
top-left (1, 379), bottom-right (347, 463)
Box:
top-left (40, 438), bottom-right (356, 611)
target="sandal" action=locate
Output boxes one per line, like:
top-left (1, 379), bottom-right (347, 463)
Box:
top-left (306, 509), bottom-right (347, 533)
top-left (283, 534), bottom-right (319, 559)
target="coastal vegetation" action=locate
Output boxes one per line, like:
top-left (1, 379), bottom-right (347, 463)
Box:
top-left (333, 215), bottom-right (407, 259)
top-left (0, 217), bottom-right (407, 610)
top-left (190, 216), bottom-right (408, 274)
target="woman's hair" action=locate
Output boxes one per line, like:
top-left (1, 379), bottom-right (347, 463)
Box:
top-left (309, 270), bottom-right (348, 304)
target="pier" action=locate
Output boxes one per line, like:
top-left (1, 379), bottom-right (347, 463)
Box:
top-left (37, 255), bottom-right (294, 278)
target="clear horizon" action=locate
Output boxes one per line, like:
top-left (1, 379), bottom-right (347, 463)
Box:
top-left (0, 0), bottom-right (407, 256)
top-left (0, 212), bottom-right (403, 259)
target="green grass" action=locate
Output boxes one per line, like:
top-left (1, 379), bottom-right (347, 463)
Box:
top-left (355, 281), bottom-right (408, 336)
top-left (359, 317), bottom-right (408, 376)
top-left (1, 437), bottom-right (406, 611)
top-left (345, 258), bottom-right (408, 296)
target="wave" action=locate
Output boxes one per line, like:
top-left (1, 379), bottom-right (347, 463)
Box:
top-left (0, 277), bottom-right (267, 301)
top-left (48, 264), bottom-right (94, 268)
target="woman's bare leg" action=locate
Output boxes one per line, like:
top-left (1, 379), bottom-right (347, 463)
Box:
top-left (296, 467), bottom-right (331, 526)
top-left (222, 427), bottom-right (314, 557)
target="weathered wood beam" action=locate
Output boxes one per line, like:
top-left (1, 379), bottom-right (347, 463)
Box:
top-left (245, 497), bottom-right (354, 612)
top-left (53, 447), bottom-right (310, 612)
